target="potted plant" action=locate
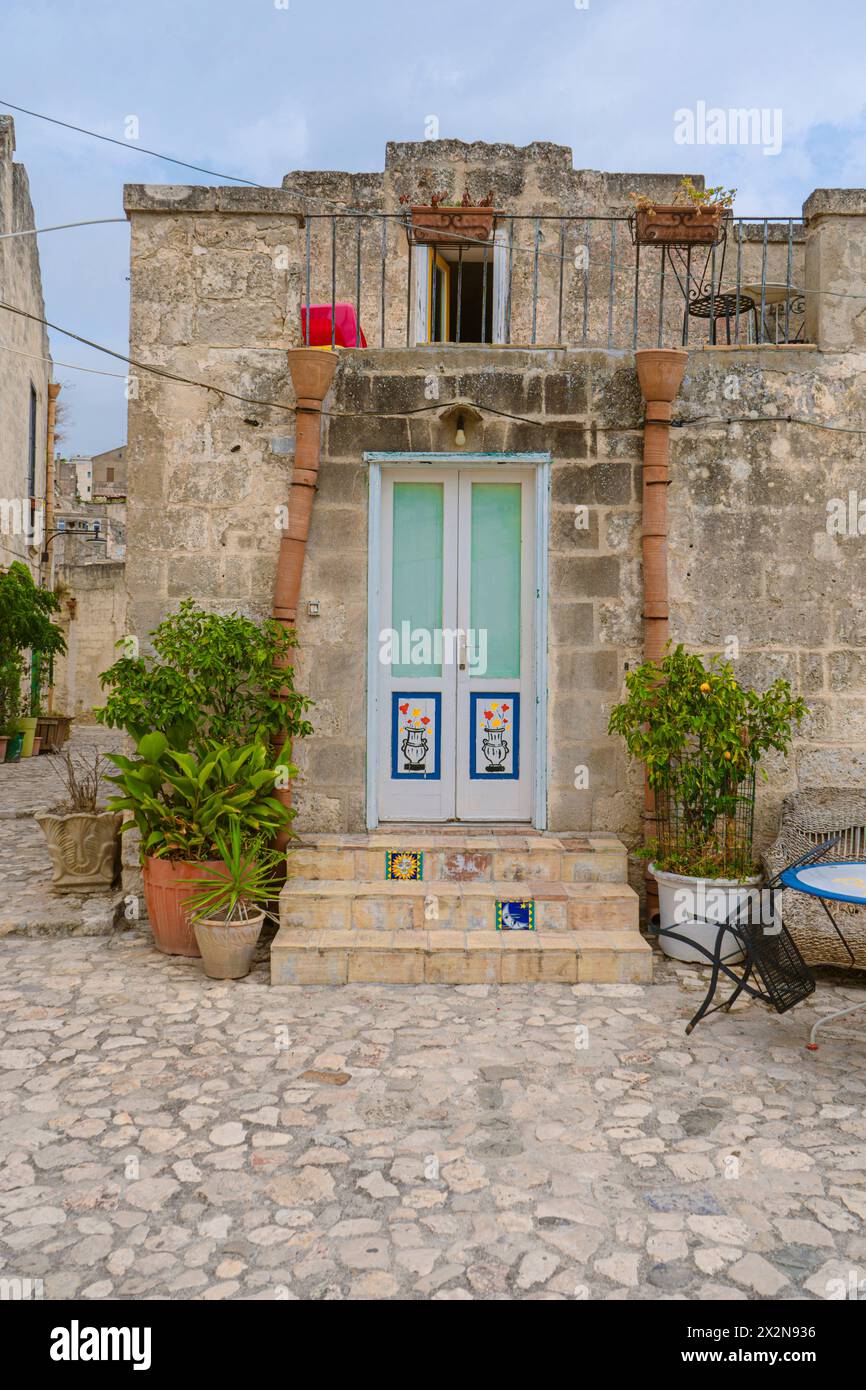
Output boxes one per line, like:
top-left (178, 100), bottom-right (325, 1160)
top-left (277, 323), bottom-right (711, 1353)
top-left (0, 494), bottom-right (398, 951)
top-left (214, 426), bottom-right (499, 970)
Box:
top-left (106, 732), bottom-right (294, 956)
top-left (35, 750), bottom-right (121, 892)
top-left (629, 177), bottom-right (735, 248)
top-left (186, 824), bottom-right (285, 979)
top-left (609, 645), bottom-right (807, 962)
top-left (401, 190), bottom-right (500, 246)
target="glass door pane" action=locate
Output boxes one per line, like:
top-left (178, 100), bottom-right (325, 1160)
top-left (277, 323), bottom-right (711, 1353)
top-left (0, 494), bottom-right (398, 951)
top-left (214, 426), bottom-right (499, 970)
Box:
top-left (469, 482), bottom-right (521, 679)
top-left (391, 482), bottom-right (443, 677)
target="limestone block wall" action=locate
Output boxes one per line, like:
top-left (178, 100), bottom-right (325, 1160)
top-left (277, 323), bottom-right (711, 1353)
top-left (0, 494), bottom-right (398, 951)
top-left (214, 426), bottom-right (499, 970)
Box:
top-left (52, 562), bottom-right (127, 720)
top-left (670, 348), bottom-right (866, 851)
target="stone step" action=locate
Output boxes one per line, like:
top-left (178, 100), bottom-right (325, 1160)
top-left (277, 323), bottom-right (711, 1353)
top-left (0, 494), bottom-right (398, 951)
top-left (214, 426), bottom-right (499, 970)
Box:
top-left (285, 831), bottom-right (628, 885)
top-left (278, 879), bottom-right (638, 933)
top-left (270, 927), bottom-right (652, 986)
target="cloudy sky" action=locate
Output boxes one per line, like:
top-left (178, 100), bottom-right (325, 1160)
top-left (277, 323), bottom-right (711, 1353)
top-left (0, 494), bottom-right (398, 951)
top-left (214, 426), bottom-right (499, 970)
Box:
top-left (3, 0), bottom-right (865, 455)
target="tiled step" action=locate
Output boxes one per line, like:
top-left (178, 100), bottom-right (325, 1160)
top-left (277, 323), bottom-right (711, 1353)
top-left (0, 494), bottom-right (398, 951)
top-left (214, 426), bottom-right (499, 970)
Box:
top-left (278, 879), bottom-right (638, 933)
top-left (270, 927), bottom-right (652, 986)
top-left (285, 832), bottom-right (628, 885)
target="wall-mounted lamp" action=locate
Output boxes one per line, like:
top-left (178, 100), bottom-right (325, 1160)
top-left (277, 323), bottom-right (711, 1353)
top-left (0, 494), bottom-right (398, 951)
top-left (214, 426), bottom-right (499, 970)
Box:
top-left (454, 413), bottom-right (466, 448)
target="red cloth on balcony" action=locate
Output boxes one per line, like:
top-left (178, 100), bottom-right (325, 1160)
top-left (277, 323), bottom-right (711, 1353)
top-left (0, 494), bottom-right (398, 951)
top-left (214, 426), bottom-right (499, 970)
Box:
top-left (301, 303), bottom-right (367, 348)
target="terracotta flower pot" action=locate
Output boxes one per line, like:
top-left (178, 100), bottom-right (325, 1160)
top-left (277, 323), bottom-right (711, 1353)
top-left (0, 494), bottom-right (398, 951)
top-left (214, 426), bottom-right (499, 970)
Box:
top-left (634, 203), bottom-right (724, 248)
top-left (0, 736), bottom-right (7, 762)
top-left (410, 205), bottom-right (499, 246)
top-left (32, 736), bottom-right (42, 756)
top-left (194, 911), bottom-right (266, 980)
top-left (35, 809), bottom-right (122, 892)
top-left (142, 856), bottom-right (223, 957)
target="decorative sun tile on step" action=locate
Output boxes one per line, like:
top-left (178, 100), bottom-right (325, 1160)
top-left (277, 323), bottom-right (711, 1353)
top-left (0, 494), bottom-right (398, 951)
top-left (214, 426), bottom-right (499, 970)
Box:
top-left (496, 899), bottom-right (535, 931)
top-left (385, 850), bottom-right (424, 881)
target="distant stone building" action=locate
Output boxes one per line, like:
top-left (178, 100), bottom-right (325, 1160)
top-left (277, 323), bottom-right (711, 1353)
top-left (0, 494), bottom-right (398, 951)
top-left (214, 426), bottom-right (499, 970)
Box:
top-left (51, 444), bottom-right (127, 718)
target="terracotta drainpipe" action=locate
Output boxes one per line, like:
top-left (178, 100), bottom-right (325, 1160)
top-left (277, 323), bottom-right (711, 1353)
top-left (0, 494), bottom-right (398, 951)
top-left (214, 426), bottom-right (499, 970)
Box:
top-left (634, 348), bottom-right (688, 917)
top-left (271, 348), bottom-right (339, 830)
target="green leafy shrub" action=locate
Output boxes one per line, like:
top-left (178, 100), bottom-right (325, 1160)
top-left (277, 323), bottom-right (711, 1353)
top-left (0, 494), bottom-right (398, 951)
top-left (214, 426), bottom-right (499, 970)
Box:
top-left (95, 600), bottom-right (312, 752)
top-left (105, 732), bottom-right (294, 862)
top-left (0, 657), bottom-right (23, 735)
top-left (0, 562), bottom-right (66, 662)
top-left (608, 645), bottom-right (807, 879)
top-left (0, 563), bottom-right (65, 725)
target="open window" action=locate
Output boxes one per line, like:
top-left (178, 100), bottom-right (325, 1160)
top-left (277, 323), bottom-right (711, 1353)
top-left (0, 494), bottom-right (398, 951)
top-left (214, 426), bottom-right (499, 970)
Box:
top-left (414, 231), bottom-right (509, 345)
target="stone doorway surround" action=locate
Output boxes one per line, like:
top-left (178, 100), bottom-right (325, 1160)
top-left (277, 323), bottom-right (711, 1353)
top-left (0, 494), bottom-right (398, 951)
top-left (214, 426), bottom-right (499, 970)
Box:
top-left (364, 451), bottom-right (551, 831)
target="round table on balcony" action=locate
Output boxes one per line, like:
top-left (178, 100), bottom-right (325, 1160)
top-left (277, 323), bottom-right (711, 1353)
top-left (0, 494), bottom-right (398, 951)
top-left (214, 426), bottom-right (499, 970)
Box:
top-left (687, 283), bottom-right (805, 344)
top-left (686, 289), bottom-right (756, 343)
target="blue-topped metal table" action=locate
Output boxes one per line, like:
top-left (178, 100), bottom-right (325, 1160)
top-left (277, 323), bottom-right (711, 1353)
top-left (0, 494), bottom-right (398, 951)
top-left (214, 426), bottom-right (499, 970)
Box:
top-left (779, 860), bottom-right (866, 1049)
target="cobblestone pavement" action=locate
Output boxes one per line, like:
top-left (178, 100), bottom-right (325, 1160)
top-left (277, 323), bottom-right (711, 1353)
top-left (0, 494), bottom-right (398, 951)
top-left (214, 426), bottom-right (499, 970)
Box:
top-left (0, 727), bottom-right (127, 937)
top-left (2, 926), bottom-right (866, 1301)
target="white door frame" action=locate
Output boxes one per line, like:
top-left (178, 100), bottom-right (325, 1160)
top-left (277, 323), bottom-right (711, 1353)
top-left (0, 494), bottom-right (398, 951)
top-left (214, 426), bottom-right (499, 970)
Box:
top-left (364, 451), bottom-right (550, 830)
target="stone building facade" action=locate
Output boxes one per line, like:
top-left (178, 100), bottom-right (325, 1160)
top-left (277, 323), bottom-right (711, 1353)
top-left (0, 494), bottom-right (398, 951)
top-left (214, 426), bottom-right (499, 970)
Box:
top-left (122, 141), bottom-right (866, 884)
top-left (51, 560), bottom-right (127, 721)
top-left (0, 116), bottom-right (51, 578)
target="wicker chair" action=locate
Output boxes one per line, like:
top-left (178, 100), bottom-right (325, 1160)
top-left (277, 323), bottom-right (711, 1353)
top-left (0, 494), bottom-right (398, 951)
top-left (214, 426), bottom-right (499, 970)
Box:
top-left (763, 790), bottom-right (866, 967)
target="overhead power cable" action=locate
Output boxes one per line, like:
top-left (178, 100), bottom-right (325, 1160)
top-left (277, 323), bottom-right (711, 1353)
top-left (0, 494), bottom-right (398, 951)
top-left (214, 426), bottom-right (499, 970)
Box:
top-left (0, 218), bottom-right (126, 240)
top-left (0, 98), bottom-right (266, 187)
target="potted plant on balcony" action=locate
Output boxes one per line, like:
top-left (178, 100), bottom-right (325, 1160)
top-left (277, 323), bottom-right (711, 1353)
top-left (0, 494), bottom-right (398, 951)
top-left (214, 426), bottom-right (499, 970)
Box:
top-left (609, 645), bottom-right (807, 961)
top-left (402, 190), bottom-right (500, 246)
top-left (35, 750), bottom-right (121, 892)
top-left (106, 732), bottom-right (294, 956)
top-left (186, 823), bottom-right (285, 980)
top-left (629, 177), bottom-right (735, 248)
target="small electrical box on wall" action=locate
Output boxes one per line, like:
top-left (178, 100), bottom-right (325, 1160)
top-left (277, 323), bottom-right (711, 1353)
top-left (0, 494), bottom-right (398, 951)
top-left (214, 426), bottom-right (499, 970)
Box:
top-left (306, 600), bottom-right (321, 617)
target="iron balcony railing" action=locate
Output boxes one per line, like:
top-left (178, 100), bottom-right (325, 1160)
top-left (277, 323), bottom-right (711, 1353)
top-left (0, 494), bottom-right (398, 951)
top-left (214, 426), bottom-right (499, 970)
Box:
top-left (297, 212), bottom-right (807, 352)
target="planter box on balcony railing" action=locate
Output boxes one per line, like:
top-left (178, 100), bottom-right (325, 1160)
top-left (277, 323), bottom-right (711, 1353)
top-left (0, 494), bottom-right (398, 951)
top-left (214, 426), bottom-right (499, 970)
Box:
top-left (409, 205), bottom-right (500, 246)
top-left (633, 204), bottom-right (726, 248)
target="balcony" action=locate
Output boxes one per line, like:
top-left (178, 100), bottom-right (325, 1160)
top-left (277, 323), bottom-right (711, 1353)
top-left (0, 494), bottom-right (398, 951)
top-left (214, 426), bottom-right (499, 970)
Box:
top-left (296, 211), bottom-right (807, 353)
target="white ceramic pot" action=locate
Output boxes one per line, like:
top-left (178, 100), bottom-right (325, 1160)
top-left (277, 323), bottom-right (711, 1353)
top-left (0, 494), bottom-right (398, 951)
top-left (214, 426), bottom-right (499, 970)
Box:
top-left (649, 864), bottom-right (763, 964)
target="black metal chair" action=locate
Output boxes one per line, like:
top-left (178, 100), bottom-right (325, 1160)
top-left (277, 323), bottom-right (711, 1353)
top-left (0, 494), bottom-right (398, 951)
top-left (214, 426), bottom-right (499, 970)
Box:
top-left (650, 838), bottom-right (844, 1034)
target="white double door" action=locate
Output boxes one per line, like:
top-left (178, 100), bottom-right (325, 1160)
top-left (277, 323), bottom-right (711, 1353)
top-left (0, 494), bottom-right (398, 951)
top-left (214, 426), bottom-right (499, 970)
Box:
top-left (377, 466), bottom-right (534, 822)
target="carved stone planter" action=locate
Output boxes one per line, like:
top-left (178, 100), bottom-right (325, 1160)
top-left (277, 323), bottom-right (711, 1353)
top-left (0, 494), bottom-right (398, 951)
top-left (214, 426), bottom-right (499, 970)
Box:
top-left (35, 809), bottom-right (122, 892)
top-left (194, 911), bottom-right (266, 980)
top-left (634, 204), bottom-right (724, 247)
top-left (410, 206), bottom-right (499, 246)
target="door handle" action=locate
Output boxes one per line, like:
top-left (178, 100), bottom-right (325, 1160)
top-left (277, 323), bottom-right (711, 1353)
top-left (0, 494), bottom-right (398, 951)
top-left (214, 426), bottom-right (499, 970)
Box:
top-left (458, 632), bottom-right (467, 670)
